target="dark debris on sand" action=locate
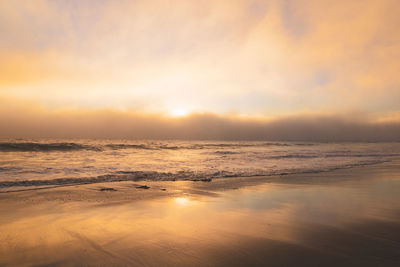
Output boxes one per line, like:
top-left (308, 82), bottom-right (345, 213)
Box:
top-left (136, 185), bottom-right (150, 189)
top-left (99, 187), bottom-right (117, 191)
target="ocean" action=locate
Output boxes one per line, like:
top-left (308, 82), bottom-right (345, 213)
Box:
top-left (1, 140), bottom-right (400, 188)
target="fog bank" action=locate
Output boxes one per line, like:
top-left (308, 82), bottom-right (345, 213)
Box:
top-left (1, 106), bottom-right (400, 141)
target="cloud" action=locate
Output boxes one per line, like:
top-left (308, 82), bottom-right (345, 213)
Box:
top-left (1, 98), bottom-right (399, 141)
top-left (0, 0), bottom-right (399, 116)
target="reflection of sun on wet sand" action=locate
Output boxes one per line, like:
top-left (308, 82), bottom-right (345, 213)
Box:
top-left (174, 196), bottom-right (190, 206)
top-left (1, 161), bottom-right (400, 266)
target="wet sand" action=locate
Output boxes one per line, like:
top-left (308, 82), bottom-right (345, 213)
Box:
top-left (1, 161), bottom-right (400, 266)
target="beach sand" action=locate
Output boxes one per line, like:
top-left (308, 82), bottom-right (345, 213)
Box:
top-left (1, 161), bottom-right (400, 266)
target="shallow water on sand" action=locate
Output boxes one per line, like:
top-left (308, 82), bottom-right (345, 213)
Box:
top-left (1, 162), bottom-right (400, 266)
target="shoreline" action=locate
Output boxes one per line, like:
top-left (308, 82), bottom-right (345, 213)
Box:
top-left (1, 157), bottom-right (398, 195)
top-left (0, 159), bottom-right (399, 208)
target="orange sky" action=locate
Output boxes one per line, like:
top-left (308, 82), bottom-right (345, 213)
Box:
top-left (1, 0), bottom-right (400, 139)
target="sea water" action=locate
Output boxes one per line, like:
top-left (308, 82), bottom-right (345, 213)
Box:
top-left (1, 140), bottom-right (400, 187)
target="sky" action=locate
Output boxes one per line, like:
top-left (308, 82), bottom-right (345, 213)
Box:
top-left (1, 0), bottom-right (400, 140)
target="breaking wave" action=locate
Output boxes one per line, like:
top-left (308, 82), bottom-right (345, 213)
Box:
top-left (0, 141), bottom-right (311, 152)
top-left (0, 159), bottom-right (390, 189)
top-left (0, 142), bottom-right (101, 152)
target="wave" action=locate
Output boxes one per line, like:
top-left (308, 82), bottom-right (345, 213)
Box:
top-left (0, 171), bottom-right (192, 188)
top-left (0, 159), bottom-right (390, 189)
top-left (294, 143), bottom-right (315, 146)
top-left (0, 141), bottom-right (303, 152)
top-left (268, 154), bottom-right (319, 159)
top-left (199, 142), bottom-right (293, 148)
top-left (264, 153), bottom-right (400, 160)
top-left (1, 141), bottom-right (397, 155)
top-left (103, 143), bottom-right (288, 150)
top-left (105, 144), bottom-right (151, 150)
top-left (0, 167), bottom-right (22, 172)
top-left (214, 151), bottom-right (240, 155)
top-left (0, 142), bottom-right (101, 152)
top-left (325, 153), bottom-right (400, 158)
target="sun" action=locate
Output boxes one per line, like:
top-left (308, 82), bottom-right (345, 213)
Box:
top-left (170, 108), bottom-right (189, 117)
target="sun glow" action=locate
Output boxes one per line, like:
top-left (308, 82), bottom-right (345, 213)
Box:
top-left (170, 108), bottom-right (189, 117)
